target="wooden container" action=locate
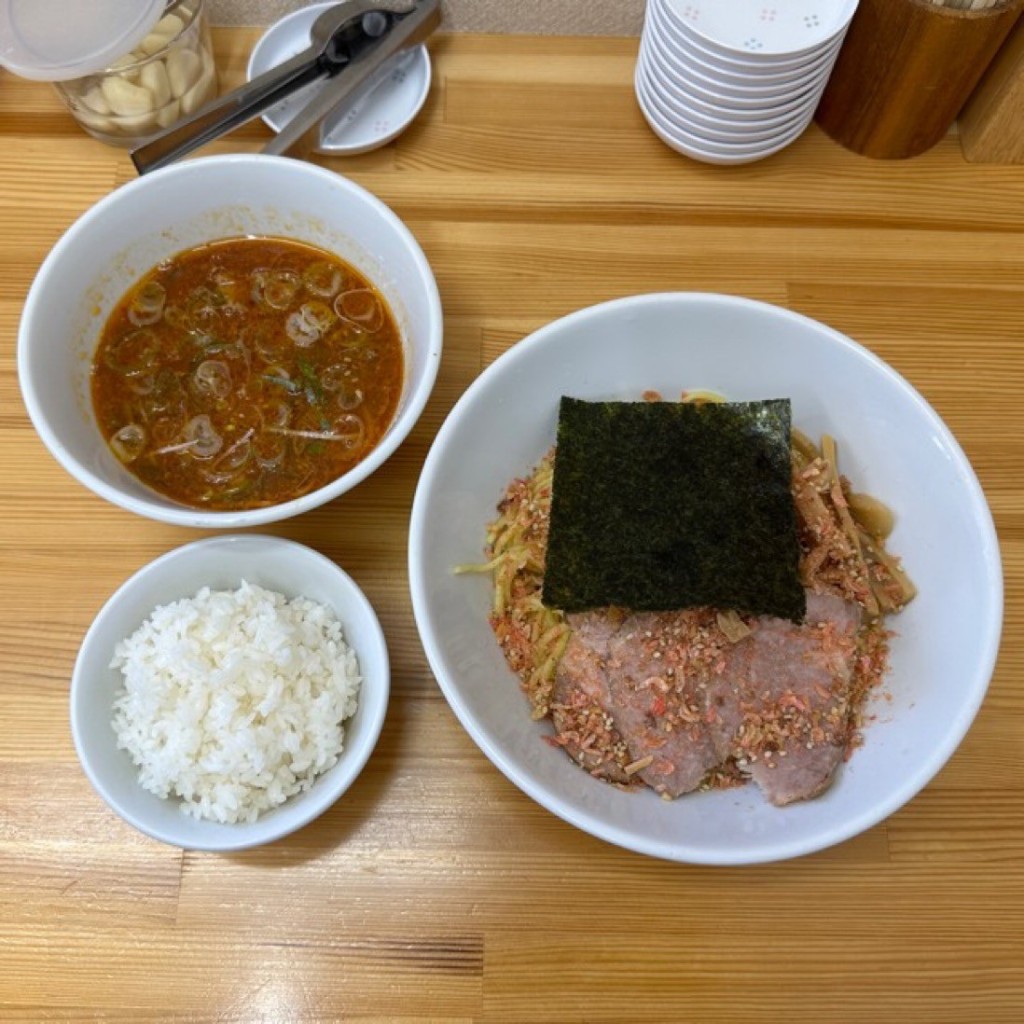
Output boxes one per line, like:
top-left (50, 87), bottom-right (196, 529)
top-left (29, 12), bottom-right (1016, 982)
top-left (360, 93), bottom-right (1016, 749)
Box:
top-left (814, 0), bottom-right (1024, 159)
top-left (960, 17), bottom-right (1024, 162)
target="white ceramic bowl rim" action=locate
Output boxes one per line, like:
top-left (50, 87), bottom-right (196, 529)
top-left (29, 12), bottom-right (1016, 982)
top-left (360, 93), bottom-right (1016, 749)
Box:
top-left (636, 85), bottom-right (799, 165)
top-left (638, 55), bottom-right (820, 125)
top-left (70, 533), bottom-right (391, 851)
top-left (646, 8), bottom-right (835, 96)
top-left (652, 0), bottom-right (846, 74)
top-left (641, 35), bottom-right (825, 113)
top-left (409, 292), bottom-right (1004, 865)
top-left (17, 154), bottom-right (443, 529)
top-left (641, 69), bottom-right (812, 133)
top-left (662, 0), bottom-right (858, 59)
top-left (649, 0), bottom-right (844, 75)
top-left (637, 66), bottom-right (811, 152)
top-left (636, 67), bottom-right (813, 160)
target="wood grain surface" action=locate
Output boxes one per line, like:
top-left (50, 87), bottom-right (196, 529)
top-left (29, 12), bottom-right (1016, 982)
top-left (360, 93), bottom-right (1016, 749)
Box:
top-left (961, 18), bottom-right (1024, 162)
top-left (1, 28), bottom-right (1023, 1024)
top-left (815, 0), bottom-right (1023, 159)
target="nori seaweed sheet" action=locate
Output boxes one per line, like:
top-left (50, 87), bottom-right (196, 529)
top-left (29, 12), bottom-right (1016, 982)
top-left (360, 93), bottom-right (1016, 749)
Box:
top-left (541, 397), bottom-right (806, 621)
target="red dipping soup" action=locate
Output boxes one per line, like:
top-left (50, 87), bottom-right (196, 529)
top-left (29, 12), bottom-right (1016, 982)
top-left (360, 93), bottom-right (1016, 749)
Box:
top-left (91, 237), bottom-right (404, 510)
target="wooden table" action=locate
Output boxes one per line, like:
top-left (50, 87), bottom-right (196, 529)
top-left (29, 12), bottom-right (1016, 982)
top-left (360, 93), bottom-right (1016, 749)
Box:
top-left (1, 29), bottom-right (1023, 1023)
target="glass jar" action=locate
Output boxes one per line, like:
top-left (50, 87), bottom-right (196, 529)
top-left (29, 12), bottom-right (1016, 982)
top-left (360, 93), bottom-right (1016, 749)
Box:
top-left (54, 0), bottom-right (218, 148)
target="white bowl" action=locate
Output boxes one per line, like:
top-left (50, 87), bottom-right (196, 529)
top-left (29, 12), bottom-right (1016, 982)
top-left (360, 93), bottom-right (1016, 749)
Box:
top-left (650, 36), bottom-right (833, 102)
top-left (642, 35), bottom-right (826, 114)
top-left (640, 112), bottom-right (806, 165)
top-left (641, 65), bottom-right (812, 136)
top-left (17, 153), bottom-right (443, 529)
top-left (248, 2), bottom-right (432, 156)
top-left (637, 98), bottom-right (780, 165)
top-left (638, 62), bottom-right (810, 146)
top-left (648, 1), bottom-right (842, 89)
top-left (663, 0), bottom-right (858, 61)
top-left (640, 56), bottom-right (818, 124)
top-left (637, 61), bottom-right (816, 163)
top-left (637, 68), bottom-right (813, 156)
top-left (654, 0), bottom-right (846, 74)
top-left (641, 63), bottom-right (816, 126)
top-left (408, 293), bottom-right (1002, 865)
top-left (636, 78), bottom-right (807, 165)
top-left (71, 534), bottom-right (390, 851)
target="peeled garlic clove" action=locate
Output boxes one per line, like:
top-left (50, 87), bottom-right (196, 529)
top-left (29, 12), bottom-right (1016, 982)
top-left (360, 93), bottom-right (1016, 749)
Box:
top-left (100, 75), bottom-right (155, 116)
top-left (75, 107), bottom-right (115, 132)
top-left (155, 98), bottom-right (181, 128)
top-left (80, 86), bottom-right (111, 115)
top-left (112, 110), bottom-right (159, 134)
top-left (179, 66), bottom-right (216, 114)
top-left (166, 48), bottom-right (201, 97)
top-left (107, 54), bottom-right (141, 79)
top-left (140, 60), bottom-right (172, 107)
top-left (138, 13), bottom-right (185, 56)
top-left (154, 13), bottom-right (185, 37)
top-left (139, 32), bottom-right (173, 56)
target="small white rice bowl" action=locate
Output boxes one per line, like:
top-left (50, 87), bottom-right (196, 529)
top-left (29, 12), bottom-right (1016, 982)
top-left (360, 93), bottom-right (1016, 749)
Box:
top-left (112, 581), bottom-right (361, 825)
top-left (72, 535), bottom-right (389, 851)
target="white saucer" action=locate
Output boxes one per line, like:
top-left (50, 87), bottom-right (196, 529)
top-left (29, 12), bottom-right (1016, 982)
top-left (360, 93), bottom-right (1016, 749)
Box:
top-left (247, 1), bottom-right (432, 156)
top-left (661, 0), bottom-right (858, 59)
top-left (649, 0), bottom-right (844, 85)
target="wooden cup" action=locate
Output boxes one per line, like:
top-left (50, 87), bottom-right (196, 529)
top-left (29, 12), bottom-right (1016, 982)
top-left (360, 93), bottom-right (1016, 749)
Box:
top-left (814, 0), bottom-right (1023, 159)
top-left (959, 17), bottom-right (1024, 162)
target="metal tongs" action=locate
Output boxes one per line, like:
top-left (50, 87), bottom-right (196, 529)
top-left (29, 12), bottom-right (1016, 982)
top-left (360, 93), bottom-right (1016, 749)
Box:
top-left (131, 0), bottom-right (440, 174)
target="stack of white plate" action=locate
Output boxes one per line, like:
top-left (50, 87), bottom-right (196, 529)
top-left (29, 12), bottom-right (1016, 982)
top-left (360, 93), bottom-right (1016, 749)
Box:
top-left (636, 0), bottom-right (859, 165)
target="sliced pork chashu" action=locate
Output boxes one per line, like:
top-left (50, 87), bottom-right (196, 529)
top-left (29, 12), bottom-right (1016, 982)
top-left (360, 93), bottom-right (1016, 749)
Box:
top-left (704, 590), bottom-right (861, 806)
top-left (553, 608), bottom-right (725, 797)
top-left (601, 611), bottom-right (723, 797)
top-left (549, 610), bottom-right (633, 785)
top-left (551, 591), bottom-right (863, 806)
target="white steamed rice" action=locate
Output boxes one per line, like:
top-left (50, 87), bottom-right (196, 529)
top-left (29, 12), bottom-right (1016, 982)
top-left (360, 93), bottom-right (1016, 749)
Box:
top-left (111, 580), bottom-right (361, 824)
